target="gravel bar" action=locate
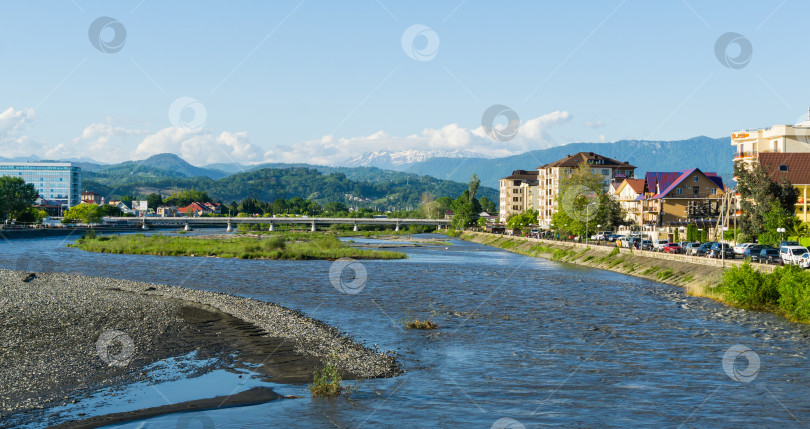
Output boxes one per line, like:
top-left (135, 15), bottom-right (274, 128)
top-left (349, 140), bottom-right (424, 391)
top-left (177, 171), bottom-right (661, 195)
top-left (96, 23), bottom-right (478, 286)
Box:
top-left (0, 268), bottom-right (399, 426)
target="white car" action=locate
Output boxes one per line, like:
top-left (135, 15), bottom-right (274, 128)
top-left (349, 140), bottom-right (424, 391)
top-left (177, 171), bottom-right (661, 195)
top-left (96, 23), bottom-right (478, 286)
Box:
top-left (800, 252), bottom-right (810, 269)
top-left (652, 239), bottom-right (669, 252)
top-left (733, 243), bottom-right (755, 255)
top-left (779, 246), bottom-right (809, 265)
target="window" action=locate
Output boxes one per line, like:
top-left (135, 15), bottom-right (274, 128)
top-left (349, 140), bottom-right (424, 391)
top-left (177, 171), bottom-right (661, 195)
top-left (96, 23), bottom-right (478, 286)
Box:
top-left (676, 188), bottom-right (683, 195)
top-left (693, 176), bottom-right (699, 182)
top-left (779, 164), bottom-right (789, 172)
top-left (710, 188), bottom-right (717, 195)
top-left (602, 169), bottom-right (609, 175)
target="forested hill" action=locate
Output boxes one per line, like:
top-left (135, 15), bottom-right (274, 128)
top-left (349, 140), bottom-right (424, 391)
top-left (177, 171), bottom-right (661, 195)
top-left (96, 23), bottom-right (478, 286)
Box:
top-left (83, 167), bottom-right (497, 210)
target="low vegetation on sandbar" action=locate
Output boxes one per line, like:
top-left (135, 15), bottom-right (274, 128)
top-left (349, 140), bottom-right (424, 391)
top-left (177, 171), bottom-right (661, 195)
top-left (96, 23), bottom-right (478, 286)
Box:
top-left (70, 232), bottom-right (407, 260)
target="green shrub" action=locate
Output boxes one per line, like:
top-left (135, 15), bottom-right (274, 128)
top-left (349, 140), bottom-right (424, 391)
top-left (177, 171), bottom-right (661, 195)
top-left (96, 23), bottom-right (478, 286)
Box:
top-left (777, 266), bottom-right (810, 321)
top-left (309, 361), bottom-right (343, 397)
top-left (721, 261), bottom-right (778, 309)
top-left (608, 247), bottom-right (620, 257)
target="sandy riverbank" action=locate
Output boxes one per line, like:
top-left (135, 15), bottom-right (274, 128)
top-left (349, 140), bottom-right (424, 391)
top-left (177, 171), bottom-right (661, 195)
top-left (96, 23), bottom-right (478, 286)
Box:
top-left (0, 269), bottom-right (399, 427)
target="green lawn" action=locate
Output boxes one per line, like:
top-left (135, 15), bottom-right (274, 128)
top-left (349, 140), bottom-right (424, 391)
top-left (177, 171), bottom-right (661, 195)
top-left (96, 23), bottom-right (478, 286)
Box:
top-left (71, 233), bottom-right (407, 260)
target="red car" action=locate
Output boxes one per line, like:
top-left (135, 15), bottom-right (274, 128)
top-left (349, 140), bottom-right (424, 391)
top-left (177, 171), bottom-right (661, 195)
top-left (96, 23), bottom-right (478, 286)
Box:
top-left (663, 243), bottom-right (682, 254)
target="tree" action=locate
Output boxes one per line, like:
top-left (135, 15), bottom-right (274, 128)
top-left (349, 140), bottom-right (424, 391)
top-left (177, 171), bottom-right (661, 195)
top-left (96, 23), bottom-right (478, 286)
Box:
top-left (63, 203), bottom-right (103, 224)
top-left (14, 207), bottom-right (47, 223)
top-left (468, 174), bottom-right (480, 202)
top-left (99, 204), bottom-right (123, 217)
top-left (735, 162), bottom-right (798, 242)
top-left (478, 196), bottom-right (496, 214)
top-left (758, 201), bottom-right (793, 247)
top-left (0, 176), bottom-right (39, 221)
top-left (551, 163), bottom-right (620, 237)
top-left (506, 208), bottom-right (538, 233)
top-left (146, 193), bottom-right (164, 210)
top-left (322, 201), bottom-right (348, 214)
top-left (164, 189), bottom-right (210, 207)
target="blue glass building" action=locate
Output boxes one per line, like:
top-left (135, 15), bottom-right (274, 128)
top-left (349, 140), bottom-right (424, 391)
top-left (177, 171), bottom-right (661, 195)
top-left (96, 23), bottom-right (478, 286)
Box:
top-left (0, 162), bottom-right (82, 208)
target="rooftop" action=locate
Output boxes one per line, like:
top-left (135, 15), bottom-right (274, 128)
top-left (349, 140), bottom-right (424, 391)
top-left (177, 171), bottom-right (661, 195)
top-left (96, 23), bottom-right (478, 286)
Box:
top-left (537, 152), bottom-right (635, 170)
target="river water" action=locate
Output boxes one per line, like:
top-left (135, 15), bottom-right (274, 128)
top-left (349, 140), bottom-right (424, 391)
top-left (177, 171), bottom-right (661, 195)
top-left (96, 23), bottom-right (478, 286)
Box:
top-left (3, 231), bottom-right (810, 427)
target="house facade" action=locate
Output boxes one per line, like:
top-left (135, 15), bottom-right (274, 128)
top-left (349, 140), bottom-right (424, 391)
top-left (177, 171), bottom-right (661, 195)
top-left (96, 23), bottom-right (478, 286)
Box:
top-left (536, 152), bottom-right (635, 227)
top-left (758, 153), bottom-right (810, 222)
top-left (613, 178), bottom-right (646, 224)
top-left (645, 168), bottom-right (726, 226)
top-left (498, 170), bottom-right (539, 223)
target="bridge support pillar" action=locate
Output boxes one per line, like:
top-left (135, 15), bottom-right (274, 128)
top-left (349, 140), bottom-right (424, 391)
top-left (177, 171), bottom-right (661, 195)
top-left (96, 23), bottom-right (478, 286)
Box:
top-left (311, 221), bottom-right (316, 232)
top-left (184, 224), bottom-right (192, 232)
top-left (437, 224), bottom-right (441, 230)
top-left (268, 223), bottom-right (274, 232)
top-left (395, 222), bottom-right (400, 232)
top-left (226, 222), bottom-right (233, 232)
top-left (353, 223), bottom-right (358, 232)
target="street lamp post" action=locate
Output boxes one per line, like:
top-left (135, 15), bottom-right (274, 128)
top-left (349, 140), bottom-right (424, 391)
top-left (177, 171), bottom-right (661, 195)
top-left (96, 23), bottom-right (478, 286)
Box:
top-left (777, 227), bottom-right (786, 243)
top-left (585, 202), bottom-right (598, 245)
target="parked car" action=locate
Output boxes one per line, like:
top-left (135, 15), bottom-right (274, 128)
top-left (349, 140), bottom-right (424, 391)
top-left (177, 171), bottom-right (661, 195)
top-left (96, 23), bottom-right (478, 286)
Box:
top-left (677, 241), bottom-right (690, 249)
top-left (640, 240), bottom-right (653, 250)
top-left (607, 234), bottom-right (622, 242)
top-left (652, 239), bottom-right (669, 252)
top-left (733, 243), bottom-right (756, 255)
top-left (684, 242), bottom-right (702, 256)
top-left (708, 243), bottom-right (735, 259)
top-left (779, 246), bottom-right (809, 265)
top-left (759, 248), bottom-right (782, 265)
top-left (592, 231), bottom-right (612, 240)
top-left (780, 240), bottom-right (800, 247)
top-left (800, 252), bottom-right (810, 269)
top-left (743, 245), bottom-right (769, 262)
top-left (696, 242), bottom-right (716, 257)
top-left (663, 243), bottom-right (682, 254)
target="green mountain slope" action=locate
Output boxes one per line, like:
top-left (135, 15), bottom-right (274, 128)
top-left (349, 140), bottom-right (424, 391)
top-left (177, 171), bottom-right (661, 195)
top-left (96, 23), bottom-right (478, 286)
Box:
top-left (83, 166), bottom-right (497, 210)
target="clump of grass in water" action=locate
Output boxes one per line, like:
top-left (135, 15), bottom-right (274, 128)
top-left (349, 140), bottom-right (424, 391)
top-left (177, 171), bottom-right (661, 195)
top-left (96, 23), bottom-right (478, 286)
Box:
top-left (309, 360), bottom-right (344, 397)
top-left (405, 319), bottom-right (439, 330)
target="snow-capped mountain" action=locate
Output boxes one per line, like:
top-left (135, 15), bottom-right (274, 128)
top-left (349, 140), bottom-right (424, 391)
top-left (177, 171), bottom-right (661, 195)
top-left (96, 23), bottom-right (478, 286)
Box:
top-left (343, 149), bottom-right (489, 171)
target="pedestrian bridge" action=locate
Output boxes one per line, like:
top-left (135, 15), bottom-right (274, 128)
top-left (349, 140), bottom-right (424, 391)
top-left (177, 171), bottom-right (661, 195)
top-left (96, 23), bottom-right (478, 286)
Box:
top-left (103, 216), bottom-right (450, 232)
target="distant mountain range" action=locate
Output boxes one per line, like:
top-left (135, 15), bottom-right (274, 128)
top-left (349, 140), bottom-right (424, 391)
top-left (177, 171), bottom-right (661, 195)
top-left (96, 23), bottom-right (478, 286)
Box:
top-left (3, 135), bottom-right (737, 199)
top-left (344, 149), bottom-right (487, 170)
top-left (402, 136), bottom-right (735, 187)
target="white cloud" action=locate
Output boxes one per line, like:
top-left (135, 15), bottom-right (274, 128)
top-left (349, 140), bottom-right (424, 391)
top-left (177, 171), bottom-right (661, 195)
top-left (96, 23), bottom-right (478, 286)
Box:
top-left (264, 110), bottom-right (573, 164)
top-left (135, 128), bottom-right (263, 165)
top-left (584, 120), bottom-right (606, 129)
top-left (0, 107), bottom-right (47, 158)
top-left (2, 106), bottom-right (574, 166)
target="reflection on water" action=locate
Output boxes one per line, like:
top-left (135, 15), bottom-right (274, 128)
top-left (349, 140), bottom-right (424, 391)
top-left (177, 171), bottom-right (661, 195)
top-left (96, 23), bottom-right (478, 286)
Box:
top-left (3, 231), bottom-right (810, 427)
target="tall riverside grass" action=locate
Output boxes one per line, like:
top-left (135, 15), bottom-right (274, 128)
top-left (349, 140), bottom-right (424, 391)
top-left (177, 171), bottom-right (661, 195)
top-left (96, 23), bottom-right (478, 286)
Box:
top-left (71, 233), bottom-right (407, 260)
top-left (721, 262), bottom-right (810, 321)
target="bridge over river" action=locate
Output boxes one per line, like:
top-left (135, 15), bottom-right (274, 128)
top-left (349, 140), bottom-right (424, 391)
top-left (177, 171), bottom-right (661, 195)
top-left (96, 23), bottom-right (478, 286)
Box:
top-left (103, 216), bottom-right (451, 232)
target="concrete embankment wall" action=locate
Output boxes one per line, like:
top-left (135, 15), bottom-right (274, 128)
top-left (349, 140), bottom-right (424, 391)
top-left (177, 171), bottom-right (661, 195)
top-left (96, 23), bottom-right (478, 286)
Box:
top-left (458, 232), bottom-right (775, 297)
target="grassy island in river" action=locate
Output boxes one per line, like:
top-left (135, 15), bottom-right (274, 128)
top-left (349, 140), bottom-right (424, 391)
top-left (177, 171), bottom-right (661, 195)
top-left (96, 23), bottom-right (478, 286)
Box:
top-left (71, 232), bottom-right (407, 260)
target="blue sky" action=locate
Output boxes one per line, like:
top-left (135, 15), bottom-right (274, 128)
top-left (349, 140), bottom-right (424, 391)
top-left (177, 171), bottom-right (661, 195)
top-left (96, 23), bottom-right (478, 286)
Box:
top-left (0, 0), bottom-right (807, 165)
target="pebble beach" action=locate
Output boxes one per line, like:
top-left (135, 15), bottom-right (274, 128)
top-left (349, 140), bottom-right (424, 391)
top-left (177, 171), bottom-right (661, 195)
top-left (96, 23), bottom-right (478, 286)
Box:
top-left (0, 268), bottom-right (399, 426)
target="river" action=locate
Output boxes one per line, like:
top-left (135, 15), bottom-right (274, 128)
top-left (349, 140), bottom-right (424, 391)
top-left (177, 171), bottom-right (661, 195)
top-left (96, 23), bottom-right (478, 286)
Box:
top-left (3, 231), bottom-right (810, 427)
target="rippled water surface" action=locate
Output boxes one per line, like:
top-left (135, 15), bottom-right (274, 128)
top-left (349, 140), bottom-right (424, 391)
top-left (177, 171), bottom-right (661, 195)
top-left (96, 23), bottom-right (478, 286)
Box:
top-left (4, 231), bottom-right (810, 427)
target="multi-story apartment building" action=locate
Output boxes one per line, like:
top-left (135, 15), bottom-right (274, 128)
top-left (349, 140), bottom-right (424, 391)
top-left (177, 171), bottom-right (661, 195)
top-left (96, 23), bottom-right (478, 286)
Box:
top-left (536, 152), bottom-right (635, 227)
top-left (732, 120), bottom-right (810, 222)
top-left (498, 170), bottom-right (539, 223)
top-left (0, 162), bottom-right (81, 208)
top-left (732, 121), bottom-right (810, 166)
